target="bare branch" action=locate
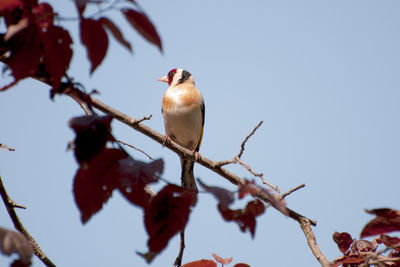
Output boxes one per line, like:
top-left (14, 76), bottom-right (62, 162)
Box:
top-left (116, 139), bottom-right (153, 160)
top-left (136, 114), bottom-right (153, 124)
top-left (0, 175), bottom-right (56, 267)
top-left (360, 243), bottom-right (400, 267)
top-left (281, 184), bottom-right (305, 200)
top-left (6, 69), bottom-right (327, 265)
top-left (236, 157), bottom-right (280, 193)
top-left (0, 143), bottom-right (15, 151)
top-left (299, 218), bottom-right (331, 267)
top-left (237, 121), bottom-right (263, 159)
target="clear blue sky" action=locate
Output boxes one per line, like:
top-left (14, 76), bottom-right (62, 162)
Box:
top-left (1, 1), bottom-right (400, 266)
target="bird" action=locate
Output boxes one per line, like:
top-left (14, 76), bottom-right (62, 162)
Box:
top-left (158, 68), bottom-right (205, 192)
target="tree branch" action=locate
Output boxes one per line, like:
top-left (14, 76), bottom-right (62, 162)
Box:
top-left (0, 175), bottom-right (56, 267)
top-left (0, 143), bottom-right (16, 151)
top-left (0, 62), bottom-right (330, 265)
top-left (299, 218), bottom-right (331, 267)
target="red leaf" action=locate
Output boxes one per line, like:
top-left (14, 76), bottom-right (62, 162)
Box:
top-left (238, 180), bottom-right (260, 199)
top-left (346, 239), bottom-right (373, 256)
top-left (11, 259), bottom-right (31, 267)
top-left (69, 115), bottom-right (114, 166)
top-left (2, 17), bottom-right (41, 85)
top-left (218, 200), bottom-right (265, 238)
top-left (32, 3), bottom-right (54, 27)
top-left (233, 264), bottom-right (251, 267)
top-left (0, 0), bottom-right (22, 11)
top-left (117, 158), bottom-right (163, 208)
top-left (361, 208), bottom-right (400, 238)
top-left (332, 232), bottom-right (353, 254)
top-left (379, 235), bottom-right (400, 251)
top-left (212, 253), bottom-right (233, 265)
top-left (331, 255), bottom-right (366, 267)
top-left (80, 18), bottom-right (108, 73)
top-left (197, 179), bottom-right (234, 209)
top-left (144, 184), bottom-right (197, 253)
top-left (39, 25), bottom-right (73, 88)
top-left (100, 17), bottom-right (132, 52)
top-left (237, 179), bottom-right (287, 216)
top-left (182, 259), bottom-right (217, 267)
top-left (0, 227), bottom-right (33, 264)
top-left (1, 4), bottom-right (71, 91)
top-left (122, 8), bottom-right (162, 51)
top-left (73, 148), bottom-right (127, 223)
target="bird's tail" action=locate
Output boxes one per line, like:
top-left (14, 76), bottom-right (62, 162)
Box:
top-left (180, 158), bottom-right (198, 192)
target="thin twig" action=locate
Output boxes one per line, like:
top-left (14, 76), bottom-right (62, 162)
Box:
top-left (172, 230), bottom-right (185, 267)
top-left (135, 114), bottom-right (153, 124)
top-left (0, 176), bottom-right (56, 267)
top-left (281, 184), bottom-right (305, 200)
top-left (237, 121), bottom-right (263, 159)
top-left (236, 157), bottom-right (280, 193)
top-left (0, 143), bottom-right (15, 151)
top-left (116, 139), bottom-right (153, 160)
top-left (214, 121), bottom-right (279, 193)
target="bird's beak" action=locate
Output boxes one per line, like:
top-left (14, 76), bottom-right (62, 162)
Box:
top-left (157, 75), bottom-right (169, 83)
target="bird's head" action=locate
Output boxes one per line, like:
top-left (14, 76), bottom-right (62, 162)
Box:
top-left (158, 68), bottom-right (194, 86)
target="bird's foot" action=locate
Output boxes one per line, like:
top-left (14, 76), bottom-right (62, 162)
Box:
top-left (193, 151), bottom-right (201, 162)
top-left (163, 135), bottom-right (171, 147)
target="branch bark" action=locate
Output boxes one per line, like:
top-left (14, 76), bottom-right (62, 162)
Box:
top-left (0, 175), bottom-right (56, 267)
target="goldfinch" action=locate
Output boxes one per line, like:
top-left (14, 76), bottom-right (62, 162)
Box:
top-left (158, 68), bottom-right (205, 192)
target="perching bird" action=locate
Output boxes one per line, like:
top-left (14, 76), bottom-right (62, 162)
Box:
top-left (158, 68), bottom-right (205, 192)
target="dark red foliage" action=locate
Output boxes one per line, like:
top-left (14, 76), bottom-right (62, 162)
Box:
top-left (348, 239), bottom-right (373, 254)
top-left (117, 158), bottom-right (163, 208)
top-left (69, 115), bottom-right (114, 166)
top-left (11, 260), bottom-right (31, 267)
top-left (0, 227), bottom-right (33, 265)
top-left (38, 24), bottom-right (73, 89)
top-left (361, 208), bottom-right (400, 238)
top-left (377, 235), bottom-right (400, 251)
top-left (212, 253), bottom-right (233, 265)
top-left (331, 255), bottom-right (367, 267)
top-left (238, 180), bottom-right (259, 199)
top-left (144, 184), bottom-right (197, 254)
top-left (218, 200), bottom-right (265, 238)
top-left (80, 18), bottom-right (108, 74)
top-left (122, 8), bottom-right (162, 51)
top-left (0, 0), bottom-right (23, 11)
top-left (333, 232), bottom-right (353, 253)
top-left (73, 148), bottom-right (126, 223)
top-left (197, 179), bottom-right (234, 209)
top-left (233, 264), bottom-right (251, 267)
top-left (0, 2), bottom-right (72, 90)
top-left (100, 17), bottom-right (132, 52)
top-left (239, 179), bottom-right (287, 216)
top-left (182, 260), bottom-right (217, 267)
top-left (73, 147), bottom-right (163, 223)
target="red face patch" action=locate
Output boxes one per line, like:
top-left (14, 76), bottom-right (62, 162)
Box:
top-left (167, 69), bottom-right (177, 85)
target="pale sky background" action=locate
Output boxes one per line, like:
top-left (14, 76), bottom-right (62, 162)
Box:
top-left (1, 1), bottom-right (400, 266)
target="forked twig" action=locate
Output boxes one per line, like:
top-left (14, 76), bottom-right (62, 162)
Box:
top-left (215, 121), bottom-right (280, 193)
top-left (0, 176), bottom-right (56, 267)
